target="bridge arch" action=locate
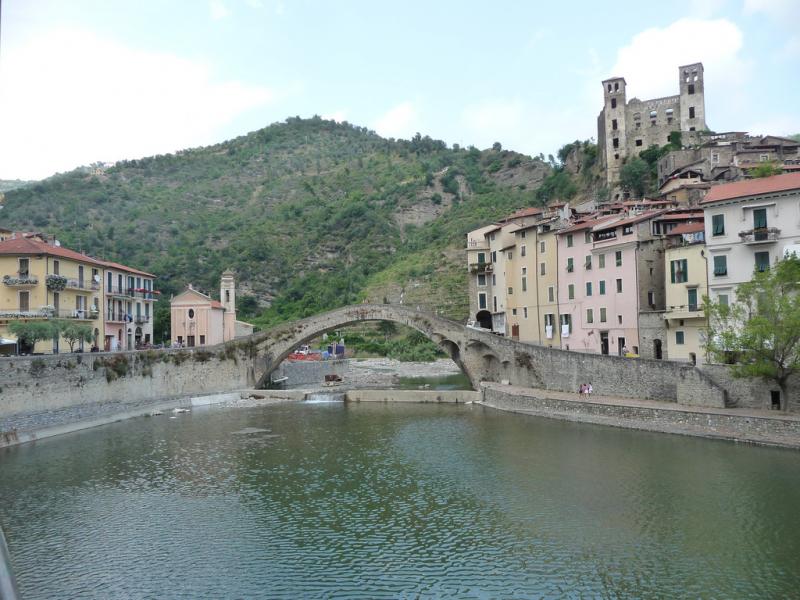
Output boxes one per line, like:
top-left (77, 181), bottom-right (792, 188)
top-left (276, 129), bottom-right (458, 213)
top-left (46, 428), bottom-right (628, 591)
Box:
top-left (247, 304), bottom-right (474, 388)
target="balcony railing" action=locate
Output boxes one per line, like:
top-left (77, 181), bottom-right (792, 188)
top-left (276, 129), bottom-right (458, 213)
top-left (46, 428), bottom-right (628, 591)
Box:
top-left (739, 227), bottom-right (780, 244)
top-left (2, 274), bottom-right (38, 287)
top-left (134, 315), bottom-right (151, 324)
top-left (0, 307), bottom-right (99, 320)
top-left (468, 261), bottom-right (490, 273)
top-left (105, 286), bottom-right (157, 299)
top-left (64, 279), bottom-right (100, 291)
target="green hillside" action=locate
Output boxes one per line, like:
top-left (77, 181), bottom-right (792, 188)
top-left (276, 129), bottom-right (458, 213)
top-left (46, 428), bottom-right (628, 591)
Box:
top-left (0, 117), bottom-right (593, 332)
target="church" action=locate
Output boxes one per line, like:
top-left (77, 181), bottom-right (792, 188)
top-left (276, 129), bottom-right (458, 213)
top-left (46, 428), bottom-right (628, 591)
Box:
top-left (169, 270), bottom-right (254, 347)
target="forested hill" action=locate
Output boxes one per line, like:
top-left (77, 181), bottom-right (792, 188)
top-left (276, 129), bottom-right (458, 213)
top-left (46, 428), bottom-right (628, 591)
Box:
top-left (1, 117), bottom-right (595, 326)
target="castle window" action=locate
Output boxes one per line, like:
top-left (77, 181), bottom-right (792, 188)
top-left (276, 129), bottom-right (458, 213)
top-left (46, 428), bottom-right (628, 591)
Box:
top-left (613, 137), bottom-right (619, 149)
top-left (689, 127), bottom-right (696, 131)
top-left (607, 84), bottom-right (612, 92)
top-left (688, 84), bottom-right (695, 95)
top-left (614, 153), bottom-right (619, 160)
top-left (611, 98), bottom-right (617, 109)
top-left (614, 82), bottom-right (619, 92)
top-left (689, 106), bottom-right (695, 119)
top-left (635, 122), bottom-right (641, 129)
top-left (612, 119), bottom-right (618, 131)
top-left (636, 139), bottom-right (643, 147)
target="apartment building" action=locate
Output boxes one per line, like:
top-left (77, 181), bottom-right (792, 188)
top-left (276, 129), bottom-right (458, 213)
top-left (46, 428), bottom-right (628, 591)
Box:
top-left (702, 172), bottom-right (800, 304)
top-left (662, 220), bottom-right (707, 364)
top-left (102, 261), bottom-right (157, 351)
top-left (0, 236), bottom-right (104, 353)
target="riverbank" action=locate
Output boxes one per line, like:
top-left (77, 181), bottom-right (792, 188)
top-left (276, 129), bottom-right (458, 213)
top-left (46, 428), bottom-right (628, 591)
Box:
top-left (2, 383), bottom-right (799, 451)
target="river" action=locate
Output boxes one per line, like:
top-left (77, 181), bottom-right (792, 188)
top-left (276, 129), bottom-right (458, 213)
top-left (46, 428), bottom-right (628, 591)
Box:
top-left (1, 400), bottom-right (799, 598)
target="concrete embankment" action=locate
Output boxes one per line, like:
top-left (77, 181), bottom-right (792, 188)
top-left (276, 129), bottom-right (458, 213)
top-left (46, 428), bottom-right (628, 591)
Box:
top-left (480, 383), bottom-right (800, 450)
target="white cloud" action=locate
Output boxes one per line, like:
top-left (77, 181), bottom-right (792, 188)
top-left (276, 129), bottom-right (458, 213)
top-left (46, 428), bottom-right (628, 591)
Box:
top-left (372, 102), bottom-right (420, 140)
top-left (608, 18), bottom-right (750, 101)
top-left (688, 0), bottom-right (727, 17)
top-left (322, 110), bottom-right (348, 123)
top-left (209, 0), bottom-right (230, 20)
top-left (0, 28), bottom-right (276, 179)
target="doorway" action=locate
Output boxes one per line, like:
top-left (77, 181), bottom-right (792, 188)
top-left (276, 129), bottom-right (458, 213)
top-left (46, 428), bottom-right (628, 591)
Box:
top-left (618, 336), bottom-right (626, 356)
top-left (511, 324), bottom-right (520, 339)
top-left (476, 310), bottom-right (492, 330)
top-left (600, 332), bottom-right (609, 355)
top-left (654, 339), bottom-right (662, 359)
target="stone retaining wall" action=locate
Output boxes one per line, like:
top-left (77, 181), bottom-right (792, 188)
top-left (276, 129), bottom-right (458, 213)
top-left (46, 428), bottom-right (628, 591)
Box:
top-left (271, 359), bottom-right (350, 387)
top-left (345, 389), bottom-right (479, 404)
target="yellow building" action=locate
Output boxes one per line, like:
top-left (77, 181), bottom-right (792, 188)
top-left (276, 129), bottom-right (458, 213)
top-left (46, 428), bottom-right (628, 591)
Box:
top-left (534, 223), bottom-right (562, 347)
top-left (0, 236), bottom-right (104, 354)
top-left (663, 221), bottom-right (707, 364)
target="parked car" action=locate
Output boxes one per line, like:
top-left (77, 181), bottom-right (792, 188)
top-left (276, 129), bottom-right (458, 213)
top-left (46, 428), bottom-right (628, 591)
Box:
top-left (466, 320), bottom-right (491, 332)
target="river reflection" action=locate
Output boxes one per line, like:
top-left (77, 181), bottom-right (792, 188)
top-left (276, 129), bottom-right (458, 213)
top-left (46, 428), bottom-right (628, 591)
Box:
top-left (1, 401), bottom-right (799, 598)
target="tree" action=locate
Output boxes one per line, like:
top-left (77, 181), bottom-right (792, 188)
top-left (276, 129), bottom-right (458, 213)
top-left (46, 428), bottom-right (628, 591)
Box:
top-left (619, 156), bottom-right (649, 198)
top-left (750, 161), bottom-right (783, 178)
top-left (704, 255), bottom-right (800, 411)
top-left (8, 320), bottom-right (57, 354)
top-left (59, 321), bottom-right (93, 352)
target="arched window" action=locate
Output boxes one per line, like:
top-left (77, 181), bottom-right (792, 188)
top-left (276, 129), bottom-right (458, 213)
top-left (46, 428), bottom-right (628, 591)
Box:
top-left (188, 308), bottom-right (195, 319)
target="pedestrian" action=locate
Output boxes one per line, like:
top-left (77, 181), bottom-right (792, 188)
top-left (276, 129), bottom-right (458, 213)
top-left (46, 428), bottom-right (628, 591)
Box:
top-left (587, 383), bottom-right (593, 396)
top-left (579, 383), bottom-right (585, 395)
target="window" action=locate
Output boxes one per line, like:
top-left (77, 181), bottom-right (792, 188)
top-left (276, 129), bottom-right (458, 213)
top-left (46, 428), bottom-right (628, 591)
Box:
top-left (587, 309), bottom-right (594, 323)
top-left (718, 294), bottom-right (729, 306)
top-left (521, 277), bottom-right (527, 292)
top-left (647, 290), bottom-right (655, 307)
top-left (188, 308), bottom-right (195, 319)
top-left (548, 286), bottom-right (555, 303)
top-left (612, 119), bottom-right (618, 130)
top-left (53, 260), bottom-right (60, 275)
top-left (613, 138), bottom-right (619, 149)
top-left (477, 274), bottom-right (486, 287)
top-left (759, 154), bottom-right (769, 162)
top-left (755, 251), bottom-right (770, 272)
top-left (491, 251), bottom-right (496, 263)
top-left (585, 255), bottom-right (592, 270)
top-left (599, 280), bottom-right (606, 295)
top-left (688, 288), bottom-right (698, 311)
top-left (635, 139), bottom-right (643, 147)
top-left (19, 290), bottom-right (30, 312)
top-left (540, 241), bottom-right (545, 253)
top-left (567, 258), bottom-right (574, 272)
top-left (493, 296), bottom-right (498, 312)
top-left (523, 307), bottom-right (528, 319)
top-left (566, 234), bottom-right (574, 248)
top-left (107, 272), bottom-right (113, 292)
top-left (560, 313), bottom-right (572, 334)
top-left (18, 258), bottom-right (29, 277)
top-left (676, 331), bottom-right (685, 345)
top-left (479, 293), bottom-right (487, 309)
top-left (616, 278), bottom-right (623, 293)
top-left (477, 252), bottom-right (486, 264)
top-left (598, 254), bottom-right (605, 269)
top-left (615, 251), bottom-right (622, 267)
top-left (711, 152), bottom-right (719, 164)
top-left (544, 313), bottom-right (554, 328)
top-left (611, 98), bottom-right (617, 109)
top-left (490, 233), bottom-right (496, 241)
top-left (568, 284), bottom-right (575, 300)
top-left (508, 287), bottom-right (513, 295)
top-left (584, 231), bottom-right (592, 244)
top-left (600, 307), bottom-right (607, 322)
top-left (586, 282), bottom-right (593, 296)
top-left (200, 335), bottom-right (206, 345)
top-left (618, 314), bottom-right (623, 325)
top-left (688, 84), bottom-right (695, 95)
top-left (540, 262), bottom-right (546, 276)
top-left (689, 106), bottom-right (695, 119)
top-left (670, 259), bottom-right (688, 283)
top-left (623, 225), bottom-right (633, 236)
top-left (712, 214), bottom-right (725, 236)
top-left (753, 208), bottom-right (767, 229)
top-left (521, 245), bottom-right (526, 257)
top-left (521, 267), bottom-right (527, 275)
top-left (713, 255), bottom-right (727, 276)
top-left (512, 309), bottom-right (517, 316)
top-left (187, 336), bottom-right (195, 348)
top-left (507, 251), bottom-right (513, 260)
top-left (492, 274), bottom-right (496, 286)
top-left (520, 231), bottom-right (526, 239)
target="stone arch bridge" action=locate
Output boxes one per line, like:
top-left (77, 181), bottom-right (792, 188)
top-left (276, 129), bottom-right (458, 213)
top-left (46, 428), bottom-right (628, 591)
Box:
top-left (239, 304), bottom-right (723, 405)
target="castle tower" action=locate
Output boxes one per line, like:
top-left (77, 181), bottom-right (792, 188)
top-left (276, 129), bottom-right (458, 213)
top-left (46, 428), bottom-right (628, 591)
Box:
top-left (600, 77), bottom-right (628, 189)
top-left (678, 63), bottom-right (706, 133)
top-left (220, 269), bottom-right (236, 342)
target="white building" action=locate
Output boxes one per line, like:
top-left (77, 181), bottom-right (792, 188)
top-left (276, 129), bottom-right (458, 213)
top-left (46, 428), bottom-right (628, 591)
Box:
top-left (702, 173), bottom-right (800, 305)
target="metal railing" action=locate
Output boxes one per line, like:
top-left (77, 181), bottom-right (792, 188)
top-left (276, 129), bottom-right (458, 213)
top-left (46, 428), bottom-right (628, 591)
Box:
top-left (2, 274), bottom-right (38, 286)
top-left (64, 279), bottom-right (100, 291)
top-left (739, 227), bottom-right (780, 244)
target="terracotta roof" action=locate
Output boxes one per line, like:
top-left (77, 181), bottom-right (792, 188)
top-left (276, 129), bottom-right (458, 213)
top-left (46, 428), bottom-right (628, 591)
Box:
top-left (507, 206), bottom-right (544, 219)
top-left (557, 215), bottom-right (616, 235)
top-left (657, 212), bottom-right (704, 220)
top-left (210, 300), bottom-right (225, 309)
top-left (702, 172), bottom-right (800, 204)
top-left (594, 210), bottom-right (666, 231)
top-left (669, 221), bottom-right (705, 235)
top-left (0, 237), bottom-right (105, 266)
top-left (101, 260), bottom-right (156, 278)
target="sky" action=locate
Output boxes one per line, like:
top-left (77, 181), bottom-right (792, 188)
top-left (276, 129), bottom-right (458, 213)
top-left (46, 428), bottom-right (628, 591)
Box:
top-left (1, 0), bottom-right (799, 180)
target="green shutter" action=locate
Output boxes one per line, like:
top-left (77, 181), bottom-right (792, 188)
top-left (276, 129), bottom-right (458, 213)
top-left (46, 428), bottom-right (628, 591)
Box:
top-left (670, 261), bottom-right (676, 283)
top-left (753, 208), bottom-right (767, 230)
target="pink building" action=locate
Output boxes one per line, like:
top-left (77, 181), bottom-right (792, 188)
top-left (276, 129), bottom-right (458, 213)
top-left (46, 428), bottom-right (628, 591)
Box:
top-left (557, 211), bottom-right (668, 356)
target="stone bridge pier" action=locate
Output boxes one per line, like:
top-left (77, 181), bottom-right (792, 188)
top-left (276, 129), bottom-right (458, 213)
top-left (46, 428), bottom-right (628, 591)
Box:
top-left (247, 304), bottom-right (728, 407)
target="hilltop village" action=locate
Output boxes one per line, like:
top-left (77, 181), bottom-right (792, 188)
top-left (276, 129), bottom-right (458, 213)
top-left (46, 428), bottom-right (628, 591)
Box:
top-left (467, 62), bottom-right (800, 363)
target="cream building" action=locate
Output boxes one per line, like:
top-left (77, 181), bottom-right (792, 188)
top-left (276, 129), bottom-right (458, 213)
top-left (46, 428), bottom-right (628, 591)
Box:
top-left (663, 221), bottom-right (707, 364)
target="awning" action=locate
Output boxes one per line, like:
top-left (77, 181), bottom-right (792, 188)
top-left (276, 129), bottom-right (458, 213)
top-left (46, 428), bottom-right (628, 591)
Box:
top-left (0, 338), bottom-right (17, 346)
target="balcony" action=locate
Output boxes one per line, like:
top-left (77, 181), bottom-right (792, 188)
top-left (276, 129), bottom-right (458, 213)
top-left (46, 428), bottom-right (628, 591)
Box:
top-left (105, 286), bottom-right (134, 298)
top-left (64, 279), bottom-right (100, 291)
top-left (106, 312), bottom-right (128, 323)
top-left (0, 307), bottom-right (99, 320)
top-left (55, 308), bottom-right (100, 320)
top-left (468, 261), bottom-right (491, 273)
top-left (739, 227), bottom-right (780, 245)
top-left (467, 239), bottom-right (490, 250)
top-left (134, 315), bottom-right (151, 325)
top-left (3, 274), bottom-right (38, 287)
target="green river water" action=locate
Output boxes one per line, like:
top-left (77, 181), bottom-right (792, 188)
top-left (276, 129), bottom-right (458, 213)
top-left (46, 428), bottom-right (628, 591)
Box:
top-left (1, 400), bottom-right (799, 599)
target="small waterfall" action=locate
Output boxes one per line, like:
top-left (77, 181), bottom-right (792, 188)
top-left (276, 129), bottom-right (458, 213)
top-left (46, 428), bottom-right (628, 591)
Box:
top-left (305, 392), bottom-right (346, 403)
